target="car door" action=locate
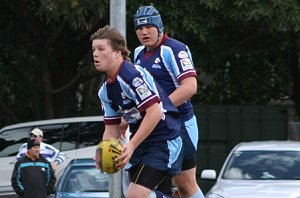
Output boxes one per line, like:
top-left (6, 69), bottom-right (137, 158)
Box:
top-left (0, 127), bottom-right (31, 195)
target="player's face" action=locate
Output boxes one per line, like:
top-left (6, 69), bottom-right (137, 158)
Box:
top-left (92, 39), bottom-right (119, 75)
top-left (136, 25), bottom-right (160, 49)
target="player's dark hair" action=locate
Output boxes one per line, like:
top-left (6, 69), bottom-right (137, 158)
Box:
top-left (90, 25), bottom-right (131, 61)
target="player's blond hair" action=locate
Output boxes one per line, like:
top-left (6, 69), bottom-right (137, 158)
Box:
top-left (90, 25), bottom-right (131, 62)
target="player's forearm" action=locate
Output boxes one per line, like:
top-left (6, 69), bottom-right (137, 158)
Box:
top-left (129, 104), bottom-right (162, 149)
top-left (103, 125), bottom-right (120, 139)
top-left (169, 84), bottom-right (197, 107)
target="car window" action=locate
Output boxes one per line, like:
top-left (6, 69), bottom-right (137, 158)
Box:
top-left (78, 122), bottom-right (104, 148)
top-left (0, 127), bottom-right (31, 157)
top-left (222, 151), bottom-right (300, 180)
top-left (40, 124), bottom-right (67, 151)
top-left (62, 166), bottom-right (109, 192)
top-left (0, 117), bottom-right (104, 157)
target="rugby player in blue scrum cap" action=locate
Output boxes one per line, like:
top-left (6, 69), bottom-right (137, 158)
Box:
top-left (133, 5), bottom-right (205, 198)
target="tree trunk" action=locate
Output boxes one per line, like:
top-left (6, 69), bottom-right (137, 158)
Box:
top-left (40, 52), bottom-right (54, 119)
top-left (288, 33), bottom-right (300, 119)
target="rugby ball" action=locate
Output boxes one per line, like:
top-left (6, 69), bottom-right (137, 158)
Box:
top-left (97, 138), bottom-right (123, 174)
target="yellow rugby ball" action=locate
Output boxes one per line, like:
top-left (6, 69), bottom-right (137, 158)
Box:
top-left (97, 138), bottom-right (123, 174)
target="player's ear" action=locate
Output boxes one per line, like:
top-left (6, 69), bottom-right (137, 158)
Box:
top-left (114, 51), bottom-right (121, 58)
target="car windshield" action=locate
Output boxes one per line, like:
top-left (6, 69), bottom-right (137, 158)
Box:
top-left (62, 166), bottom-right (109, 192)
top-left (222, 150), bottom-right (300, 180)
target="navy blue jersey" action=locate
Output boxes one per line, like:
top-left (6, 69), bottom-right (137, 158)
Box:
top-left (98, 60), bottom-right (180, 142)
top-left (134, 34), bottom-right (197, 121)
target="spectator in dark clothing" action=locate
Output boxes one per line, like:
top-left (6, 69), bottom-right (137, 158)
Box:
top-left (11, 139), bottom-right (56, 198)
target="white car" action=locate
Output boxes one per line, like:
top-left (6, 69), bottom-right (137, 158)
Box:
top-left (201, 141), bottom-right (300, 198)
top-left (0, 116), bottom-right (104, 196)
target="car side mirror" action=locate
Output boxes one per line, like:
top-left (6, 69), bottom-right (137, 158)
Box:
top-left (201, 169), bottom-right (217, 180)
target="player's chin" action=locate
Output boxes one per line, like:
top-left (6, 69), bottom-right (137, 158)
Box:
top-left (142, 39), bottom-right (152, 45)
top-left (94, 65), bottom-right (102, 71)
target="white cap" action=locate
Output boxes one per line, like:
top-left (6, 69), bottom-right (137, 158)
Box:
top-left (30, 128), bottom-right (43, 137)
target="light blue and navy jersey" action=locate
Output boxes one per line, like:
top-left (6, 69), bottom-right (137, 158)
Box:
top-left (134, 34), bottom-right (197, 121)
top-left (98, 60), bottom-right (180, 142)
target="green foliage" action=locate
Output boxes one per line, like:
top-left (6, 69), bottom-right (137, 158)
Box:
top-left (127, 0), bottom-right (300, 117)
top-left (32, 0), bottom-right (107, 30)
top-left (1, 0), bottom-right (300, 128)
top-left (227, 0), bottom-right (300, 31)
top-left (0, 0), bottom-right (108, 127)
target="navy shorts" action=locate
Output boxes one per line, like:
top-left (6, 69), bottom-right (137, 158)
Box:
top-left (126, 136), bottom-right (183, 189)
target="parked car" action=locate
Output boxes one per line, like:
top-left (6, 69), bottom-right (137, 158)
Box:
top-left (55, 158), bottom-right (109, 198)
top-left (0, 116), bottom-right (104, 196)
top-left (201, 140), bottom-right (300, 198)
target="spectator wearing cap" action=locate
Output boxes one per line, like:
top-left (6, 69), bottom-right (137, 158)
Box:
top-left (11, 139), bottom-right (56, 198)
top-left (16, 128), bottom-right (65, 172)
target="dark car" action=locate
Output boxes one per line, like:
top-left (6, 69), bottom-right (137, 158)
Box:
top-left (55, 158), bottom-right (109, 198)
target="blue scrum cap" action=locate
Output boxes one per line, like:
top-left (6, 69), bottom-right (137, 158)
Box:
top-left (133, 5), bottom-right (164, 34)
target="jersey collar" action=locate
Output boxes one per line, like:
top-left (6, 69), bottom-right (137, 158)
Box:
top-left (107, 60), bottom-right (124, 84)
top-left (144, 33), bottom-right (169, 59)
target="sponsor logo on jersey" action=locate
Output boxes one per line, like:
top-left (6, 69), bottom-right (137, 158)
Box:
top-left (178, 51), bottom-right (189, 59)
top-left (152, 64), bottom-right (161, 69)
top-left (123, 99), bottom-right (131, 105)
top-left (132, 77), bottom-right (144, 87)
top-left (136, 83), bottom-right (151, 100)
top-left (180, 58), bottom-right (193, 71)
top-left (121, 92), bottom-right (126, 99)
top-left (121, 92), bottom-right (131, 105)
top-left (41, 167), bottom-right (46, 172)
top-left (123, 107), bottom-right (142, 124)
top-left (154, 57), bottom-right (160, 64)
top-left (137, 18), bottom-right (148, 25)
top-left (152, 58), bottom-right (161, 68)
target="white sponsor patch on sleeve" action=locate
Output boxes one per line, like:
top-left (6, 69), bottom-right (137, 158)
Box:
top-left (180, 58), bottom-right (193, 71)
top-left (178, 51), bottom-right (189, 58)
top-left (136, 83), bottom-right (152, 100)
top-left (132, 77), bottom-right (144, 87)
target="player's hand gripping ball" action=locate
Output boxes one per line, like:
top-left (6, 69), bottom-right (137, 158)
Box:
top-left (97, 138), bottom-right (123, 174)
